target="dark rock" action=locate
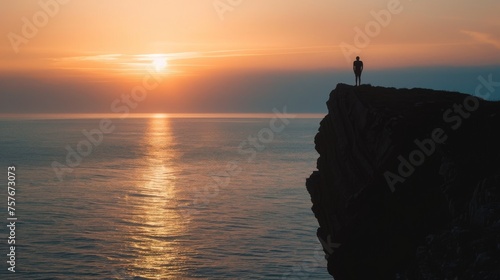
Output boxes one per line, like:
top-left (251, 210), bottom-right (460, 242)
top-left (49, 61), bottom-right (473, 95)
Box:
top-left (307, 83), bottom-right (500, 279)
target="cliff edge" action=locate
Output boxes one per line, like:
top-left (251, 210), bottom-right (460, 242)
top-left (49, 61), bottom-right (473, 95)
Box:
top-left (307, 83), bottom-right (500, 279)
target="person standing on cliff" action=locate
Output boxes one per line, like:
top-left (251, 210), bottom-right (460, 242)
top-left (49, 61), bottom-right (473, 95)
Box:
top-left (353, 56), bottom-right (363, 86)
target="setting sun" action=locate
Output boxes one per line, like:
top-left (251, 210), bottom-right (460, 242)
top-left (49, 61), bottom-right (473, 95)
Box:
top-left (1, 0), bottom-right (499, 113)
top-left (152, 56), bottom-right (168, 72)
top-left (1, 1), bottom-right (500, 279)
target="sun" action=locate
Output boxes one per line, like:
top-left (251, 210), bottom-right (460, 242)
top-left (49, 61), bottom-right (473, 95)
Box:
top-left (152, 56), bottom-right (168, 72)
top-left (153, 113), bottom-right (168, 119)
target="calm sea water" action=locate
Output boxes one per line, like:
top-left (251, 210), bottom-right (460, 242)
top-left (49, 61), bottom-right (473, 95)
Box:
top-left (0, 115), bottom-right (330, 279)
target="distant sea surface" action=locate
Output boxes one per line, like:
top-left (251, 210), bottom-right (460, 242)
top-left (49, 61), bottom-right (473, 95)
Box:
top-left (0, 114), bottom-right (330, 279)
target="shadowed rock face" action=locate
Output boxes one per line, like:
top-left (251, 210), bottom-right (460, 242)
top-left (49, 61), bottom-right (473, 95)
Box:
top-left (307, 84), bottom-right (500, 279)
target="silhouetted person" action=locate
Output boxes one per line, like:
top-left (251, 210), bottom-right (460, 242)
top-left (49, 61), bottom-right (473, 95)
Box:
top-left (353, 56), bottom-right (363, 86)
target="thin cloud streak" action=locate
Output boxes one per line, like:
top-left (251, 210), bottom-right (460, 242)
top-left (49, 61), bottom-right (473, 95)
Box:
top-left (53, 47), bottom-right (335, 64)
top-left (47, 47), bottom-right (337, 74)
top-left (461, 30), bottom-right (500, 49)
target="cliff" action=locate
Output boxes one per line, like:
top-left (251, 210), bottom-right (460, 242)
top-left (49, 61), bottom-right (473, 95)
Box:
top-left (307, 83), bottom-right (500, 279)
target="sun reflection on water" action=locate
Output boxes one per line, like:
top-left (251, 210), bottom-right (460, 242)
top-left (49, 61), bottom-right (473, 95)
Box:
top-left (123, 117), bottom-right (188, 279)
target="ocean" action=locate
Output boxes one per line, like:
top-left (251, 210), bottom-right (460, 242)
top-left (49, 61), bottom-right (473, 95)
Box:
top-left (0, 114), bottom-right (330, 279)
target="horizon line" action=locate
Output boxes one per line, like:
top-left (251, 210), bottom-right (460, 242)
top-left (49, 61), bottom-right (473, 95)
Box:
top-left (0, 113), bottom-right (327, 120)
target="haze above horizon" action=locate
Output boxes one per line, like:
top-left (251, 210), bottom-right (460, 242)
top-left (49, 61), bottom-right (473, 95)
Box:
top-left (1, 0), bottom-right (499, 114)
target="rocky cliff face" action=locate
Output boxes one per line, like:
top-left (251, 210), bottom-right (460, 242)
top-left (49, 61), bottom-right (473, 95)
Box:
top-left (307, 83), bottom-right (500, 279)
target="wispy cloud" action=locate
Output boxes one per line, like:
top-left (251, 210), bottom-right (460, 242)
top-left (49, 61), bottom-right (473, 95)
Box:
top-left (47, 46), bottom-right (338, 74)
top-left (461, 30), bottom-right (500, 49)
top-left (50, 52), bottom-right (200, 74)
top-left (199, 45), bottom-right (337, 58)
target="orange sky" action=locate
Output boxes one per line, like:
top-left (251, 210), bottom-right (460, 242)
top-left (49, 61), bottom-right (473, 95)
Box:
top-left (1, 0), bottom-right (499, 75)
top-left (0, 0), bottom-right (499, 113)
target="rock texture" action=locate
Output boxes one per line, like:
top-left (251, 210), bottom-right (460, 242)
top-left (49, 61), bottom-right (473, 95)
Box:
top-left (307, 84), bottom-right (500, 279)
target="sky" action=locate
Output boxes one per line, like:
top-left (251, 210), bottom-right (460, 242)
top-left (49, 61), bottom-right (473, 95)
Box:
top-left (0, 0), bottom-right (499, 114)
